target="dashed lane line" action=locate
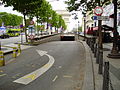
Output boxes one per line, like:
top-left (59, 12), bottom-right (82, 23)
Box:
top-left (52, 75), bottom-right (58, 82)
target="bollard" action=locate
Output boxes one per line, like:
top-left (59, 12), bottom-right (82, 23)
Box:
top-left (0, 51), bottom-right (5, 66)
top-left (18, 44), bottom-right (21, 54)
top-left (13, 47), bottom-right (17, 58)
top-left (96, 47), bottom-right (99, 64)
top-left (98, 49), bottom-right (103, 74)
top-left (102, 62), bottom-right (109, 90)
top-left (94, 43), bottom-right (97, 57)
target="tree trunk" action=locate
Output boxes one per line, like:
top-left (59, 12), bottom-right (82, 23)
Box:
top-left (41, 22), bottom-right (43, 35)
top-left (111, 0), bottom-right (118, 54)
top-left (23, 14), bottom-right (28, 42)
top-left (36, 16), bottom-right (39, 36)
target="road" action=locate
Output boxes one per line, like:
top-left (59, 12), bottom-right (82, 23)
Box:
top-left (0, 34), bottom-right (26, 45)
top-left (0, 41), bottom-right (86, 90)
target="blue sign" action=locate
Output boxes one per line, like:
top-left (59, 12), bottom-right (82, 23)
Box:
top-left (92, 16), bottom-right (98, 20)
top-left (0, 26), bottom-right (6, 34)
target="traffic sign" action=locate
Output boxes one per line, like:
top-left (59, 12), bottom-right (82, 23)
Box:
top-left (92, 16), bottom-right (109, 21)
top-left (28, 35), bottom-right (34, 40)
top-left (92, 16), bottom-right (98, 20)
top-left (29, 25), bottom-right (34, 27)
top-left (94, 6), bottom-right (103, 16)
top-left (30, 21), bottom-right (34, 25)
top-left (20, 24), bottom-right (23, 28)
top-left (97, 16), bottom-right (109, 21)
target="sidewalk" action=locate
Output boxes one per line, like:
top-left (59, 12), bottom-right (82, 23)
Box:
top-left (103, 43), bottom-right (120, 90)
top-left (80, 39), bottom-right (120, 90)
top-left (78, 34), bottom-right (120, 90)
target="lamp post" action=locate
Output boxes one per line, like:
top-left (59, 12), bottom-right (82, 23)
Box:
top-left (72, 13), bottom-right (79, 38)
top-left (74, 15), bottom-right (79, 38)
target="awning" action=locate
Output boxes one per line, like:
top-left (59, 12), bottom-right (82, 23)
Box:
top-left (86, 27), bottom-right (98, 34)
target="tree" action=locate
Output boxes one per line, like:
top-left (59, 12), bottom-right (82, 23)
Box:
top-left (78, 26), bottom-right (82, 32)
top-left (65, 0), bottom-right (111, 14)
top-left (1, 0), bottom-right (43, 42)
top-left (0, 12), bottom-right (23, 26)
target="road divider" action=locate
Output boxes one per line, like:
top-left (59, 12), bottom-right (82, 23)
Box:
top-left (18, 44), bottom-right (21, 54)
top-left (13, 47), bottom-right (17, 58)
top-left (0, 51), bottom-right (5, 66)
top-left (0, 44), bottom-right (22, 66)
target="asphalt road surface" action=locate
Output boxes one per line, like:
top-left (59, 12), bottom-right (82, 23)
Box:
top-left (0, 41), bottom-right (86, 90)
top-left (0, 34), bottom-right (26, 45)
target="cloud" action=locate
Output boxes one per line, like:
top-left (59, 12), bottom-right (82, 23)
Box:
top-left (0, 5), bottom-right (23, 16)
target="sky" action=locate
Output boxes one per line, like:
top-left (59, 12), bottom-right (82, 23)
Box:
top-left (0, 0), bottom-right (83, 31)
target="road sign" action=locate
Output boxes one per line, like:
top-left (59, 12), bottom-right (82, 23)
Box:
top-left (94, 6), bottom-right (103, 16)
top-left (92, 16), bottom-right (98, 20)
top-left (92, 16), bottom-right (109, 21)
top-left (97, 16), bottom-right (109, 21)
top-left (20, 24), bottom-right (23, 28)
top-left (28, 35), bottom-right (34, 40)
top-left (30, 21), bottom-right (34, 25)
top-left (29, 25), bottom-right (34, 27)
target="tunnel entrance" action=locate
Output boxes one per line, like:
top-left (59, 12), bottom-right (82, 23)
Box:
top-left (60, 34), bottom-right (75, 41)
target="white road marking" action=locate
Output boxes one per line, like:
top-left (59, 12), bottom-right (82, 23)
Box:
top-left (13, 50), bottom-right (55, 85)
top-left (52, 75), bottom-right (58, 82)
top-left (58, 66), bottom-right (62, 68)
top-left (63, 75), bottom-right (72, 78)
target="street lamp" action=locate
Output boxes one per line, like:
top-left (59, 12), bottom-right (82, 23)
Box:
top-left (72, 13), bottom-right (79, 38)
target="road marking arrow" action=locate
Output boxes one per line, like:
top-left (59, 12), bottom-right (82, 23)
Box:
top-left (13, 50), bottom-right (55, 85)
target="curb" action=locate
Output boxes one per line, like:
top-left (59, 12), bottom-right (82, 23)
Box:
top-left (79, 40), bottom-right (95, 90)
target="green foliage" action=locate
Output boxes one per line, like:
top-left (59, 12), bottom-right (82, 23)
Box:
top-left (1, 0), bottom-right (66, 30)
top-left (0, 12), bottom-right (23, 26)
top-left (78, 26), bottom-right (82, 32)
top-left (65, 0), bottom-right (111, 14)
